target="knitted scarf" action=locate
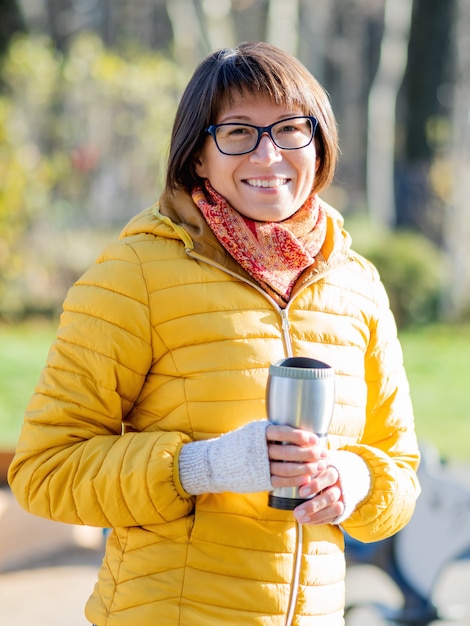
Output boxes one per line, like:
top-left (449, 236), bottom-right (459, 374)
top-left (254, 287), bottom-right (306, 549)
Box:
top-left (191, 180), bottom-right (327, 305)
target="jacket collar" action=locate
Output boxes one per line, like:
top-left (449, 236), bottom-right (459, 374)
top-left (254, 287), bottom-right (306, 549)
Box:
top-left (120, 186), bottom-right (352, 285)
top-left (155, 187), bottom-right (255, 281)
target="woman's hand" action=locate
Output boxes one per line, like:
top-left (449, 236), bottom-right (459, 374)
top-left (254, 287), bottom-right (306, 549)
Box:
top-left (266, 423), bottom-right (345, 525)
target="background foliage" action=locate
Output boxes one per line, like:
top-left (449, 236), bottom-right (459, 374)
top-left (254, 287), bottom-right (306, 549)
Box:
top-left (0, 31), bottom-right (184, 317)
top-left (0, 0), bottom-right (468, 461)
top-left (1, 0), bottom-right (468, 324)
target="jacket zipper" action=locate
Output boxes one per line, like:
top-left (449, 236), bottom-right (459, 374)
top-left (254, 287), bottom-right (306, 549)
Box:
top-left (185, 248), bottom-right (331, 357)
top-left (152, 199), bottom-right (351, 621)
top-left (186, 248), bottom-right (336, 626)
top-left (185, 247), bottom-right (336, 625)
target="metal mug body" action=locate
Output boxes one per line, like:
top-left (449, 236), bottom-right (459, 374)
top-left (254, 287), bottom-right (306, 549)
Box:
top-left (266, 356), bottom-right (335, 510)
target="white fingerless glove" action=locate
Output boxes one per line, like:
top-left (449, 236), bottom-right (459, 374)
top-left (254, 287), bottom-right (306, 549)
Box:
top-left (178, 420), bottom-right (272, 495)
top-left (327, 450), bottom-right (371, 524)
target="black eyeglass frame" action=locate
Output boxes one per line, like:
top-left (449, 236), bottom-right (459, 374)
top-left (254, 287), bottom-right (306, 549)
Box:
top-left (204, 115), bottom-right (319, 156)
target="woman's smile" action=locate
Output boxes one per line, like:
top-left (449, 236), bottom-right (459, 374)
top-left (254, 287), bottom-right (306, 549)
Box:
top-left (244, 176), bottom-right (289, 188)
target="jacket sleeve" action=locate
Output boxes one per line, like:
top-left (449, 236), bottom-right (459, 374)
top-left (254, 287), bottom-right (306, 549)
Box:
top-left (340, 263), bottom-right (421, 542)
top-left (8, 240), bottom-right (194, 529)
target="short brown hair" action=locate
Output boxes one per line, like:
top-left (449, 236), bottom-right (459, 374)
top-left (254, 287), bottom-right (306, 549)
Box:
top-left (166, 41), bottom-right (338, 194)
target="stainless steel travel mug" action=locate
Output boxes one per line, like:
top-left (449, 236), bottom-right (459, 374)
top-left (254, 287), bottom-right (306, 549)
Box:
top-left (266, 356), bottom-right (335, 510)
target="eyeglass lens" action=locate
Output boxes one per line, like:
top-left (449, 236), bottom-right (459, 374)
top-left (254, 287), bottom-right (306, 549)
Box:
top-left (213, 117), bottom-right (315, 155)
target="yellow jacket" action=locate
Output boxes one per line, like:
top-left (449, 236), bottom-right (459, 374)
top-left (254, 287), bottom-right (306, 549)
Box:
top-left (9, 188), bottom-right (420, 625)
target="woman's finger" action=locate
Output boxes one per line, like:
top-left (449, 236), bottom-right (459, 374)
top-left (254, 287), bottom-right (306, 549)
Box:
top-left (266, 424), bottom-right (318, 446)
top-left (270, 459), bottom-right (327, 482)
top-left (297, 466), bottom-right (339, 497)
top-left (268, 441), bottom-right (327, 463)
top-left (294, 485), bottom-right (344, 525)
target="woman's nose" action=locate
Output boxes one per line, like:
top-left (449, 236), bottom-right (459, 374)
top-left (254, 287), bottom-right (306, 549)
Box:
top-left (249, 133), bottom-right (282, 164)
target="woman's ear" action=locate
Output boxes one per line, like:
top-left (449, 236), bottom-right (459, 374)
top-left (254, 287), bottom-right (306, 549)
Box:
top-left (194, 154), bottom-right (207, 178)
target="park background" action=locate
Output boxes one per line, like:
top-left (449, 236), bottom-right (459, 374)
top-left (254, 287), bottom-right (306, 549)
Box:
top-left (1, 0), bottom-right (469, 462)
top-left (1, 2), bottom-right (470, 625)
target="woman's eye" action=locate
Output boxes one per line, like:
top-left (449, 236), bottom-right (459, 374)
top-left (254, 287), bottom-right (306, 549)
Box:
top-left (279, 124), bottom-right (299, 133)
top-left (229, 126), bottom-right (250, 136)
top-left (218, 126), bottom-right (250, 139)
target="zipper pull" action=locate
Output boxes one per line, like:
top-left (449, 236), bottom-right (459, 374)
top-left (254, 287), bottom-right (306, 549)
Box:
top-left (280, 309), bottom-right (290, 331)
top-left (280, 309), bottom-right (293, 357)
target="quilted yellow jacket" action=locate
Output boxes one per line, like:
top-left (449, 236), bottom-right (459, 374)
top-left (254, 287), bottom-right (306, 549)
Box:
top-left (8, 188), bottom-right (420, 626)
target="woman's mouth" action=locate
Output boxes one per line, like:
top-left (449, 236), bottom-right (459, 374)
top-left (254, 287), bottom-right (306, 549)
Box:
top-left (245, 177), bottom-right (288, 188)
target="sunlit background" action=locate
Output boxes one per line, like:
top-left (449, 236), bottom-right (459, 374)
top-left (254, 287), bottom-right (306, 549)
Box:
top-left (1, 0), bottom-right (469, 322)
top-left (0, 3), bottom-right (470, 625)
top-left (1, 0), bottom-right (469, 460)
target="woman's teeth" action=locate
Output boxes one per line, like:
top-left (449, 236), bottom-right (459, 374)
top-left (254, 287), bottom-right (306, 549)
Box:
top-left (246, 178), bottom-right (287, 188)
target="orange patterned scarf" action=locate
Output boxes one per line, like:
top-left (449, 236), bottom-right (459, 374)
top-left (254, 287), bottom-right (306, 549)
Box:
top-left (192, 180), bottom-right (327, 305)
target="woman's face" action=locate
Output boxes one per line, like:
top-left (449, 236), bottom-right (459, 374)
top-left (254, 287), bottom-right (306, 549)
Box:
top-left (195, 94), bottom-right (320, 222)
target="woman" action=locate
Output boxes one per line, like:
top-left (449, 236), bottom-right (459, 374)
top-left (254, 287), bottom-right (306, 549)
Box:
top-left (8, 42), bottom-right (420, 625)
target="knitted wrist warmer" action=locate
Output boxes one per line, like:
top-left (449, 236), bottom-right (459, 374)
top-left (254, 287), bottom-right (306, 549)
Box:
top-left (327, 450), bottom-right (371, 524)
top-left (178, 420), bottom-right (272, 495)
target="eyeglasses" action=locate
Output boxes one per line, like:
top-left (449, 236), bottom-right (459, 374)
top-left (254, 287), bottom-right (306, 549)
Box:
top-left (205, 115), bottom-right (318, 156)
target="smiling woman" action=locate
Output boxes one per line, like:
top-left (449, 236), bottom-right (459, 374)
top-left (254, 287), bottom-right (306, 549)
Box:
top-left (194, 98), bottom-right (320, 224)
top-left (7, 42), bottom-right (420, 626)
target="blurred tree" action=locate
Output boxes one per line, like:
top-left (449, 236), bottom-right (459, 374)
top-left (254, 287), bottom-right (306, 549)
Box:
top-left (0, 0), bottom-right (25, 58)
top-left (0, 34), bottom-right (61, 314)
top-left (100, 0), bottom-right (173, 50)
top-left (266, 0), bottom-right (299, 56)
top-left (200, 0), bottom-right (236, 52)
top-left (367, 0), bottom-right (413, 230)
top-left (442, 0), bottom-right (470, 320)
top-left (0, 33), bottom-right (184, 318)
top-left (396, 0), bottom-right (455, 243)
top-left (45, 0), bottom-right (78, 51)
top-left (324, 0), bottom-right (375, 214)
top-left (297, 0), bottom-right (332, 82)
top-left (1, 0), bottom-right (464, 321)
top-left (231, 0), bottom-right (269, 43)
top-left (166, 0), bottom-right (237, 70)
top-left (18, 0), bottom-right (174, 53)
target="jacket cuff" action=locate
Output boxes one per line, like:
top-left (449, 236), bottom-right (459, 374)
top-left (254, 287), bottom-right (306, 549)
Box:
top-left (178, 439), bottom-right (212, 495)
top-left (328, 450), bottom-right (371, 524)
top-left (173, 444), bottom-right (195, 499)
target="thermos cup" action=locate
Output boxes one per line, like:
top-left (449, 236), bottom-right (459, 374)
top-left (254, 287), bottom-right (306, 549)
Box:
top-left (266, 356), bottom-right (335, 510)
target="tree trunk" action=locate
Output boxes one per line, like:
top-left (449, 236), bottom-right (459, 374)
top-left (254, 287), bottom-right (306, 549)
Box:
top-left (396, 0), bottom-right (455, 243)
top-left (266, 0), bottom-right (299, 55)
top-left (367, 0), bottom-right (413, 229)
top-left (0, 0), bottom-right (26, 58)
top-left (297, 0), bottom-right (332, 81)
top-left (198, 0), bottom-right (236, 52)
top-left (166, 0), bottom-right (205, 70)
top-left (442, 0), bottom-right (470, 320)
top-left (330, 0), bottom-right (370, 212)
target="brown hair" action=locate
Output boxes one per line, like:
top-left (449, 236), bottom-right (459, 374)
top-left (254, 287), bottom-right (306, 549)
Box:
top-left (166, 41), bottom-right (338, 194)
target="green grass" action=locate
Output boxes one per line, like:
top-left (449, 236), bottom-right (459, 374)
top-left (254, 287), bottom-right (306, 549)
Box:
top-left (0, 321), bottom-right (469, 461)
top-left (0, 321), bottom-right (56, 448)
top-left (399, 324), bottom-right (470, 462)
